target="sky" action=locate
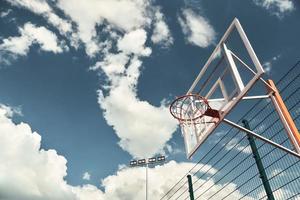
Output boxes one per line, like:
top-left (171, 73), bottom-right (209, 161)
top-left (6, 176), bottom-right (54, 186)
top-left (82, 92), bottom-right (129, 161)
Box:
top-left (0, 0), bottom-right (299, 199)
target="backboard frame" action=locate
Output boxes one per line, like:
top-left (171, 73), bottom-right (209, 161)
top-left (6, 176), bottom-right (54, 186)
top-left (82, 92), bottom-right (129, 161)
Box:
top-left (184, 18), bottom-right (266, 158)
top-left (171, 18), bottom-right (300, 160)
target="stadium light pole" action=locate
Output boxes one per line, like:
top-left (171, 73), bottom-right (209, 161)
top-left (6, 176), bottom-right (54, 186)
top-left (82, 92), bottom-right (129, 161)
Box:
top-left (130, 155), bottom-right (166, 200)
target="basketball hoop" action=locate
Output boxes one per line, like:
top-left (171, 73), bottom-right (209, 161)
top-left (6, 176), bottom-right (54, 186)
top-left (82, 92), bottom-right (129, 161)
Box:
top-left (169, 94), bottom-right (220, 123)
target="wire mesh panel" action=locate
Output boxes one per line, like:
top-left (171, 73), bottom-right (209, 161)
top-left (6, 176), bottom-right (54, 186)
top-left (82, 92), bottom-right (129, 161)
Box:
top-left (161, 60), bottom-right (300, 200)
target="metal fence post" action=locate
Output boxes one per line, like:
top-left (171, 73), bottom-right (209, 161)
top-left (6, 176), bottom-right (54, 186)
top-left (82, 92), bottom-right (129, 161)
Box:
top-left (242, 119), bottom-right (275, 200)
top-left (187, 174), bottom-right (195, 200)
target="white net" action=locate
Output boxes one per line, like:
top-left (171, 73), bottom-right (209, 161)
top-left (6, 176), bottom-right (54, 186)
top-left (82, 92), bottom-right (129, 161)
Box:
top-left (170, 94), bottom-right (208, 121)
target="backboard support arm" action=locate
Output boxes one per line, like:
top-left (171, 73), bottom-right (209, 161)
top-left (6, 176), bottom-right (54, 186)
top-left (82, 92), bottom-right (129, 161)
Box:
top-left (266, 80), bottom-right (300, 153)
top-left (223, 118), bottom-right (300, 159)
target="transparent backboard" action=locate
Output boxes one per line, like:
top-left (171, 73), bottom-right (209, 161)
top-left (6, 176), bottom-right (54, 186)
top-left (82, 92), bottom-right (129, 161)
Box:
top-left (183, 18), bottom-right (265, 158)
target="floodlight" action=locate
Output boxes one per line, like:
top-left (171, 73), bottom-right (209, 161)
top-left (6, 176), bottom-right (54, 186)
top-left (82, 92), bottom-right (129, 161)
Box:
top-left (138, 159), bottom-right (146, 165)
top-left (130, 160), bottom-right (137, 166)
top-left (148, 157), bottom-right (156, 163)
top-left (157, 156), bottom-right (165, 162)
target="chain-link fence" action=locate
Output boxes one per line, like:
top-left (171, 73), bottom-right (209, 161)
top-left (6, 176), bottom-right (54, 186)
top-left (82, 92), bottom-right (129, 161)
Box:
top-left (161, 60), bottom-right (300, 200)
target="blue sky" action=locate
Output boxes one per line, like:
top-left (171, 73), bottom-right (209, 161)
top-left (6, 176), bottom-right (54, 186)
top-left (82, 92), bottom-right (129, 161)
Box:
top-left (0, 0), bottom-right (299, 199)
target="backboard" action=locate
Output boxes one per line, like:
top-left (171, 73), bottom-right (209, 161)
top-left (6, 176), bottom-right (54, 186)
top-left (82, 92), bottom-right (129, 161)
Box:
top-left (181, 18), bottom-right (265, 158)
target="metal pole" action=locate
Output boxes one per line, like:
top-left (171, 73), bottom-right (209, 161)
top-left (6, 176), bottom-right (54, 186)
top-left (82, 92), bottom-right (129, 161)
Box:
top-left (267, 79), bottom-right (300, 153)
top-left (223, 118), bottom-right (300, 159)
top-left (146, 164), bottom-right (148, 200)
top-left (242, 120), bottom-right (275, 200)
top-left (187, 174), bottom-right (195, 200)
top-left (130, 156), bottom-right (166, 200)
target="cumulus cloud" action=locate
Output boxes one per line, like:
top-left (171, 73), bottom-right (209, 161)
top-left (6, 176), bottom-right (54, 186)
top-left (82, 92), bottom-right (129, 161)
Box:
top-left (58, 1), bottom-right (177, 158)
top-left (103, 161), bottom-right (199, 199)
top-left (102, 161), bottom-right (255, 200)
top-left (117, 29), bottom-right (152, 56)
top-left (0, 106), bottom-right (80, 199)
top-left (4, 0), bottom-right (179, 169)
top-left (5, 0), bottom-right (172, 57)
top-left (82, 172), bottom-right (91, 181)
top-left (90, 53), bottom-right (129, 75)
top-left (56, 0), bottom-right (151, 57)
top-left (4, 0), bottom-right (177, 160)
top-left (87, 17), bottom-right (176, 159)
top-left (0, 105), bottom-right (254, 200)
top-left (151, 10), bottom-right (173, 47)
top-left (0, 105), bottom-right (105, 200)
top-left (0, 22), bottom-right (67, 65)
top-left (5, 0), bottom-right (72, 35)
top-left (95, 31), bottom-right (176, 158)
top-left (97, 55), bottom-right (178, 158)
top-left (178, 9), bottom-right (216, 48)
top-left (72, 185), bottom-right (104, 200)
top-left (253, 0), bottom-right (295, 17)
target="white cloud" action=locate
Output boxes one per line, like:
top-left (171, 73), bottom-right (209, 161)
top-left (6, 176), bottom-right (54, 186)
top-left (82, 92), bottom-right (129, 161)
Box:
top-left (263, 61), bottom-right (272, 74)
top-left (56, 0), bottom-right (151, 57)
top-left (0, 22), bottom-right (67, 64)
top-left (178, 9), bottom-right (216, 48)
top-left (97, 56), bottom-right (178, 158)
top-left (5, 0), bottom-right (72, 35)
top-left (6, 0), bottom-right (152, 56)
top-left (0, 105), bottom-right (259, 200)
top-left (6, 0), bottom-right (51, 14)
top-left (5, 0), bottom-right (178, 159)
top-left (0, 106), bottom-right (79, 200)
top-left (262, 54), bottom-right (281, 75)
top-left (0, 9), bottom-right (12, 18)
top-left (91, 53), bottom-right (129, 76)
top-left (0, 105), bottom-right (106, 200)
top-left (4, 0), bottom-right (179, 169)
top-left (72, 185), bottom-right (104, 200)
top-left (102, 161), bottom-right (199, 199)
top-left (75, 2), bottom-right (177, 158)
top-left (102, 161), bottom-right (254, 200)
top-left (82, 172), bottom-right (91, 181)
top-left (23, 23), bottom-right (67, 53)
top-left (4, 0), bottom-right (171, 58)
top-left (253, 0), bottom-right (295, 17)
top-left (0, 104), bottom-right (23, 117)
top-left (0, 29), bottom-right (31, 56)
top-left (117, 29), bottom-right (152, 56)
top-left (225, 138), bottom-right (252, 154)
top-left (151, 10), bottom-right (173, 47)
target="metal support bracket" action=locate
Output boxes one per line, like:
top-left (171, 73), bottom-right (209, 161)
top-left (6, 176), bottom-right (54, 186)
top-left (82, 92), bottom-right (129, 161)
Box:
top-left (223, 118), bottom-right (300, 159)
